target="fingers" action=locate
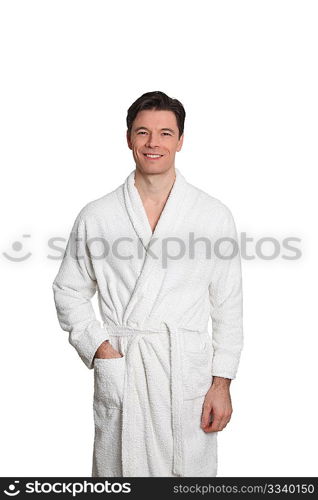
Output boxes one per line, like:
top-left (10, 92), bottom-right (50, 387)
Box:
top-left (208, 414), bottom-right (231, 432)
top-left (201, 405), bottom-right (232, 433)
top-left (200, 402), bottom-right (211, 429)
top-left (107, 347), bottom-right (123, 358)
top-left (95, 344), bottom-right (123, 359)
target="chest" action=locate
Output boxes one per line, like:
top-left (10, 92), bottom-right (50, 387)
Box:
top-left (143, 201), bottom-right (167, 233)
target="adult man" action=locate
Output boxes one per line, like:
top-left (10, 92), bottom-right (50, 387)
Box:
top-left (52, 90), bottom-right (243, 477)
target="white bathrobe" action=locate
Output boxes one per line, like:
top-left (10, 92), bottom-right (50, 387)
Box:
top-left (52, 167), bottom-right (243, 477)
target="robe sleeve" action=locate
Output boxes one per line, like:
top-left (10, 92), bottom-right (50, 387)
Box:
top-left (52, 212), bottom-right (109, 369)
top-left (208, 205), bottom-right (244, 380)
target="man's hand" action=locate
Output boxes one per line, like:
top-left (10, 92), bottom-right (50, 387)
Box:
top-left (200, 376), bottom-right (233, 432)
top-left (94, 340), bottom-right (123, 359)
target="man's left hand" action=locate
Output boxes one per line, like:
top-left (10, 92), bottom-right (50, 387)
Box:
top-left (200, 376), bottom-right (233, 432)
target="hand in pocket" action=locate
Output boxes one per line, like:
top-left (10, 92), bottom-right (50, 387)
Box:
top-left (94, 340), bottom-right (123, 359)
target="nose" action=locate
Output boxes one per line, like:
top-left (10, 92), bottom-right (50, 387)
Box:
top-left (145, 133), bottom-right (160, 149)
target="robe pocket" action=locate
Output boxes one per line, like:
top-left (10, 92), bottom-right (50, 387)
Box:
top-left (182, 336), bottom-right (213, 400)
top-left (93, 355), bottom-right (126, 410)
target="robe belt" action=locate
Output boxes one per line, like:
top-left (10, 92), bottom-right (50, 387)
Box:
top-left (103, 322), bottom-right (187, 477)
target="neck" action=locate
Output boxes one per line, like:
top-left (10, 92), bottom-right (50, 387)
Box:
top-left (134, 167), bottom-right (176, 206)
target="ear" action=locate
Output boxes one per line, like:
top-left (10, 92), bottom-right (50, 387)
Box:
top-left (126, 130), bottom-right (132, 150)
top-left (176, 133), bottom-right (184, 152)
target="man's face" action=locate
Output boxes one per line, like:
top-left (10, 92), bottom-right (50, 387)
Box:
top-left (127, 109), bottom-right (184, 174)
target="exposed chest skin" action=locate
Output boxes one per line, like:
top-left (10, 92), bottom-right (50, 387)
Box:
top-left (143, 200), bottom-right (167, 233)
top-left (134, 171), bottom-right (174, 235)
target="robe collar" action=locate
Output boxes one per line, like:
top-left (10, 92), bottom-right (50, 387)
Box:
top-left (123, 166), bottom-right (188, 250)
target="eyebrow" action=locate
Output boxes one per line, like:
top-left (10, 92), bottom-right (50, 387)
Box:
top-left (134, 126), bottom-right (175, 134)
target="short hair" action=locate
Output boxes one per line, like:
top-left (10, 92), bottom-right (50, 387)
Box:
top-left (126, 91), bottom-right (186, 139)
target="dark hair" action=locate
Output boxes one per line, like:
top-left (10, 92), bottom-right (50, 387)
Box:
top-left (126, 91), bottom-right (186, 139)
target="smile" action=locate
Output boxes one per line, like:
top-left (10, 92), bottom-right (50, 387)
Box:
top-left (143, 154), bottom-right (163, 159)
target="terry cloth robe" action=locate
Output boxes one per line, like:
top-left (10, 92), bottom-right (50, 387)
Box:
top-left (52, 167), bottom-right (243, 477)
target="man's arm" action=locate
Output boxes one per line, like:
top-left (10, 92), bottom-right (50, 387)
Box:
top-left (201, 205), bottom-right (244, 432)
top-left (52, 212), bottom-right (110, 369)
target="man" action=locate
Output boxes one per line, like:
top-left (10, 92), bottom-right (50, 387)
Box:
top-left (52, 90), bottom-right (243, 477)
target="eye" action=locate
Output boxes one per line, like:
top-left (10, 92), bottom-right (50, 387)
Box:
top-left (162, 132), bottom-right (172, 136)
top-left (137, 131), bottom-right (147, 135)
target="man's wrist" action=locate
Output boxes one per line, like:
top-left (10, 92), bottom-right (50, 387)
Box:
top-left (212, 376), bottom-right (232, 388)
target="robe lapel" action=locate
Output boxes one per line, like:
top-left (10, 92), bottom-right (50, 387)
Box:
top-left (123, 169), bottom-right (153, 251)
top-left (122, 167), bottom-right (189, 326)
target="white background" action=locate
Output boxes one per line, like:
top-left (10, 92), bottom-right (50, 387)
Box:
top-left (1, 0), bottom-right (317, 477)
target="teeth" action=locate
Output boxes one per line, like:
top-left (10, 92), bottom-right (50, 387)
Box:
top-left (145, 154), bottom-right (162, 158)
